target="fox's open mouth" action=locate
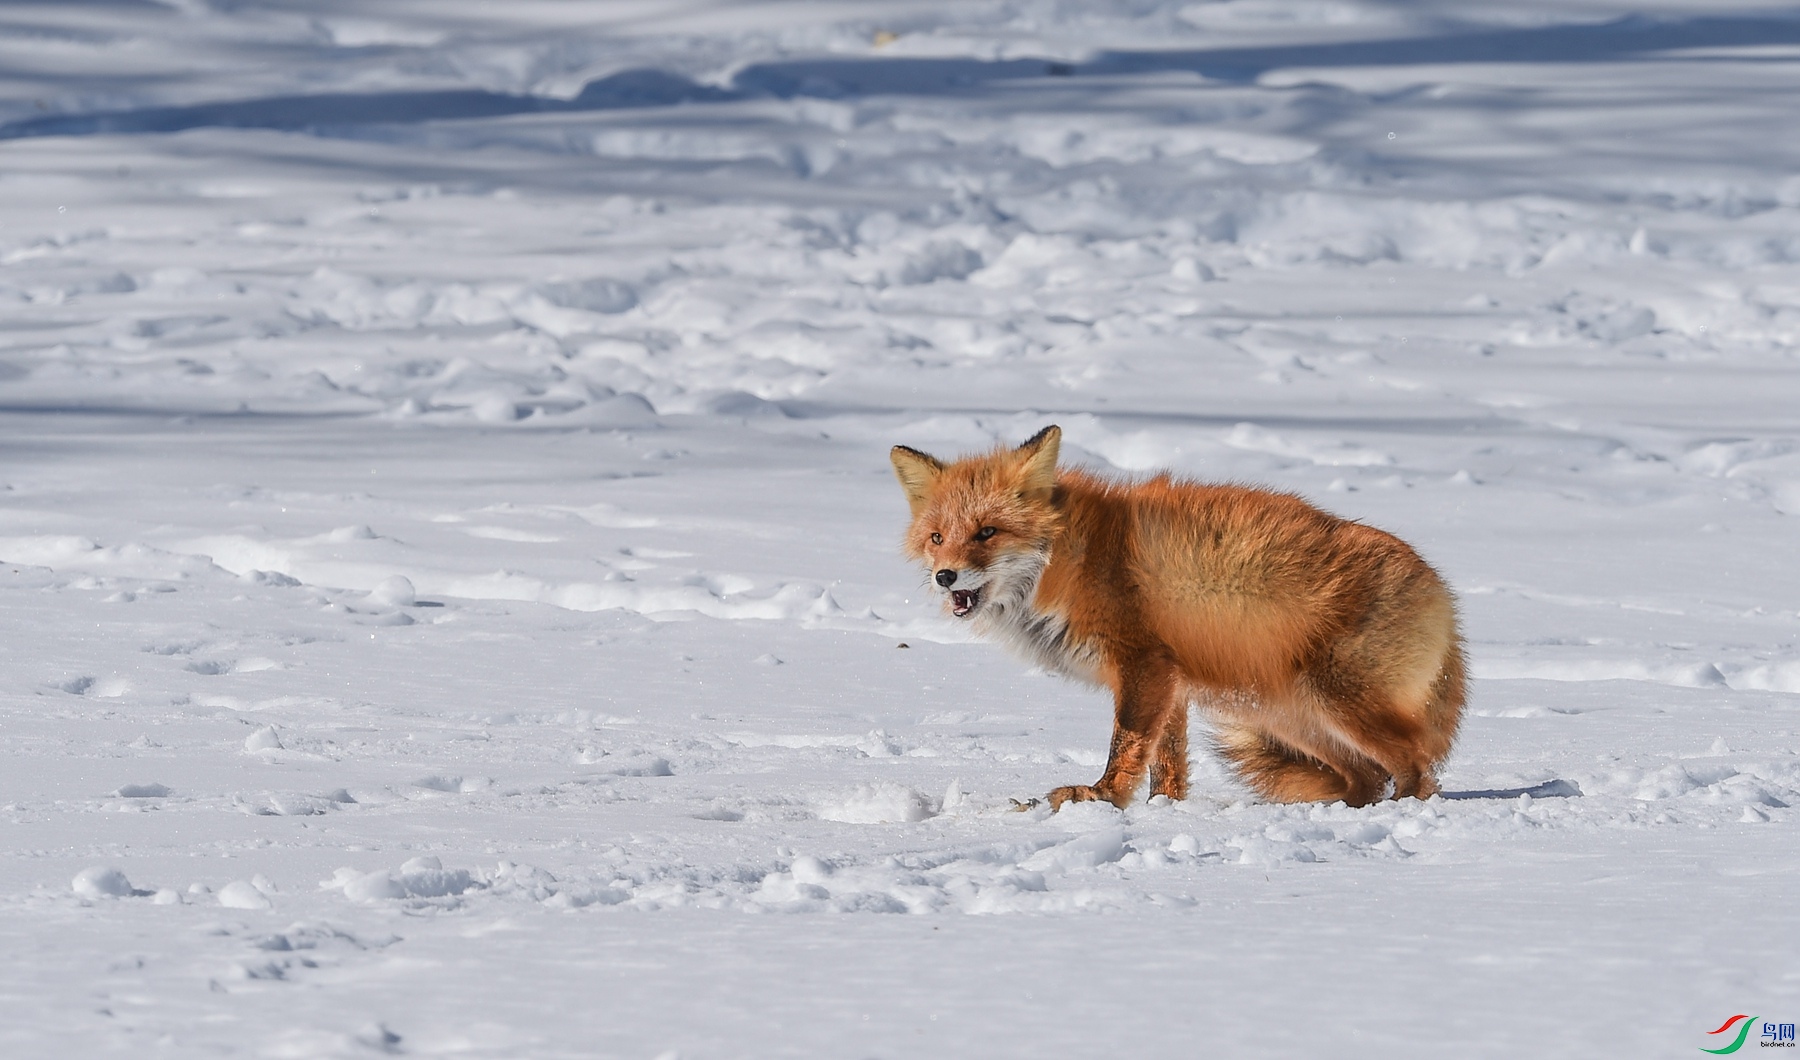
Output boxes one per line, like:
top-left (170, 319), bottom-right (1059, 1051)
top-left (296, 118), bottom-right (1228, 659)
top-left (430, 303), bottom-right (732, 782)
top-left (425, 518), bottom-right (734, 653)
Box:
top-left (950, 587), bottom-right (981, 617)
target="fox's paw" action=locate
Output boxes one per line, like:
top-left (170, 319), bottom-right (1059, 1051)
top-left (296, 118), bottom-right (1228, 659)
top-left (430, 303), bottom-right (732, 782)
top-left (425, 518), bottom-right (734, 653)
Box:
top-left (1046, 784), bottom-right (1102, 810)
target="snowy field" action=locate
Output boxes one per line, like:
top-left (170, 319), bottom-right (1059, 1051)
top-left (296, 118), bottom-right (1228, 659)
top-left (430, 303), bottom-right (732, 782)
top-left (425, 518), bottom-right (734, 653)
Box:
top-left (3, 1), bottom-right (1800, 1055)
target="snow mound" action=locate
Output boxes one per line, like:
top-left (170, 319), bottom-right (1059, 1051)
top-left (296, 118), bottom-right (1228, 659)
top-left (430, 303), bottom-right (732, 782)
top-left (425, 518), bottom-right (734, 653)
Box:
top-left (218, 879), bottom-right (273, 910)
top-left (368, 575), bottom-right (416, 607)
top-left (72, 867), bottom-right (145, 899)
top-left (243, 725), bottom-right (283, 753)
top-left (1020, 828), bottom-right (1127, 872)
top-left (326, 857), bottom-right (483, 904)
top-left (815, 782), bottom-right (937, 824)
top-left (113, 782), bottom-right (172, 798)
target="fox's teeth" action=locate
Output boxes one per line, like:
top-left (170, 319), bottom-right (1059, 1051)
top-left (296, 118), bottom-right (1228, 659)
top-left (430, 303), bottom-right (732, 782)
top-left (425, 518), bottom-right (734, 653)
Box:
top-left (950, 588), bottom-right (980, 616)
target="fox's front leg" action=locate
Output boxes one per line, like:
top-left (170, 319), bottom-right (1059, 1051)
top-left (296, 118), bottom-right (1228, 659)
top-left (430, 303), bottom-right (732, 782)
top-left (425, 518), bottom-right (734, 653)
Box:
top-left (1048, 654), bottom-right (1180, 810)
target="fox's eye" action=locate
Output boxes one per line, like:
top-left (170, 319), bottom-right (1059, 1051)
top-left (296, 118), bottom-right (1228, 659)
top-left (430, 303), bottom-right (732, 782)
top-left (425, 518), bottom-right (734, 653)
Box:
top-left (974, 526), bottom-right (998, 541)
top-left (930, 532), bottom-right (943, 545)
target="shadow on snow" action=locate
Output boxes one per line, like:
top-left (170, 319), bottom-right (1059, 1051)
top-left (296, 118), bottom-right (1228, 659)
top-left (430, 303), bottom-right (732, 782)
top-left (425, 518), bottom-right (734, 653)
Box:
top-left (3, 14), bottom-right (1799, 141)
top-left (1440, 778), bottom-right (1583, 801)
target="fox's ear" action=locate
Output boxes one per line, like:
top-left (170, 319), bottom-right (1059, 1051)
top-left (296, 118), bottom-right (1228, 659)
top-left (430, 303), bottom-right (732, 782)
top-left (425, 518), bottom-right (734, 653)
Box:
top-left (890, 445), bottom-right (944, 518)
top-left (1015, 425), bottom-right (1061, 499)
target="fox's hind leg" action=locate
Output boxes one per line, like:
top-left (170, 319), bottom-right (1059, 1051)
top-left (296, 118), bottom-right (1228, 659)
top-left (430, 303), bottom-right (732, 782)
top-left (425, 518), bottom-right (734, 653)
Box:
top-left (1310, 568), bottom-right (1468, 800)
top-left (1321, 681), bottom-right (1460, 799)
top-left (1308, 625), bottom-right (1467, 801)
top-left (1325, 703), bottom-right (1436, 800)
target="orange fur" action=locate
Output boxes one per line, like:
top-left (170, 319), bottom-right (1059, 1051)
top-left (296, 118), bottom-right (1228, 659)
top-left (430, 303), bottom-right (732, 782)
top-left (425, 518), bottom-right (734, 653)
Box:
top-left (890, 426), bottom-right (1466, 809)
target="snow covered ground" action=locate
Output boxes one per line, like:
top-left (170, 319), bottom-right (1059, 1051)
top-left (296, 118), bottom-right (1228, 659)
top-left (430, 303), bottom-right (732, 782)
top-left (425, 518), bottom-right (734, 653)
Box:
top-left (3, 1), bottom-right (1799, 1055)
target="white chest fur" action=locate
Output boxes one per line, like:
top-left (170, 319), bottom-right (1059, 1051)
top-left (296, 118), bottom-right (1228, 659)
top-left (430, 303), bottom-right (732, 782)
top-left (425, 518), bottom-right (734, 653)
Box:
top-left (970, 552), bottom-right (1103, 685)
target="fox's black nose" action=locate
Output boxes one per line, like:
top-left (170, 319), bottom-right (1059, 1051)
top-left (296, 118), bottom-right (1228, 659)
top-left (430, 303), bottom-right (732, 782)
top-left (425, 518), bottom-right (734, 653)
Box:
top-left (935, 568), bottom-right (957, 588)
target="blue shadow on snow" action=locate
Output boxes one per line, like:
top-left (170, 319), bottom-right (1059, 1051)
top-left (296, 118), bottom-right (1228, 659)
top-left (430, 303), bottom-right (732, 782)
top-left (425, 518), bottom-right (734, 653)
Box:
top-left (1440, 778), bottom-right (1583, 801)
top-left (2, 14), bottom-right (1799, 140)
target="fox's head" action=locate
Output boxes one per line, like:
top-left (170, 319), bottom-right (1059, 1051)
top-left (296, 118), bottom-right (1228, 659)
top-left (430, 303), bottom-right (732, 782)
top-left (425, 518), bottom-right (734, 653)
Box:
top-left (889, 425), bottom-right (1063, 622)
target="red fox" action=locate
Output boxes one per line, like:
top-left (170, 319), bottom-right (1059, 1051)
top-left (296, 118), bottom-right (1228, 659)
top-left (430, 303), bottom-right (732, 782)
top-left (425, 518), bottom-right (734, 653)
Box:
top-left (890, 425), bottom-right (1465, 809)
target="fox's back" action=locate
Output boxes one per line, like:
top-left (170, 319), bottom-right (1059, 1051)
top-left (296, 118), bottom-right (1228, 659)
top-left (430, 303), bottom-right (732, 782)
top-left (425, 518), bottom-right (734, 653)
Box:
top-left (1053, 472), bottom-right (1444, 694)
